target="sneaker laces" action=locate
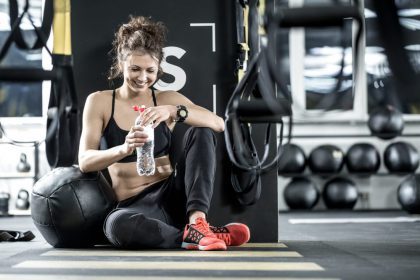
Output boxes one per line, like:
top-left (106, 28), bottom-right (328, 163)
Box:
top-left (210, 226), bottom-right (231, 245)
top-left (194, 217), bottom-right (213, 236)
top-left (215, 232), bottom-right (231, 245)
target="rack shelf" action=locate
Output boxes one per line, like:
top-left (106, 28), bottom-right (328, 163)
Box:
top-left (0, 140), bottom-right (39, 217)
top-left (0, 172), bottom-right (36, 179)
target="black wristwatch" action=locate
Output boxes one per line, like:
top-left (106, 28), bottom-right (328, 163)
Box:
top-left (175, 105), bottom-right (188, 123)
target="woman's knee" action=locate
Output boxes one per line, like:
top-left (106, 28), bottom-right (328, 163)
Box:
top-left (184, 127), bottom-right (217, 147)
top-left (103, 209), bottom-right (139, 247)
top-left (104, 209), bottom-right (167, 248)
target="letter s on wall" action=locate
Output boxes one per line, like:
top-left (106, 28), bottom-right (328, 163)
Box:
top-left (155, 46), bottom-right (187, 92)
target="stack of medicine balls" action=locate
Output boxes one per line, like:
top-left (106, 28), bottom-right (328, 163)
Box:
top-left (279, 105), bottom-right (420, 213)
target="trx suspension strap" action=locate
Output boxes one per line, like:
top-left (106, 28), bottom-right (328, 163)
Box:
top-left (0, 0), bottom-right (53, 71)
top-left (229, 0), bottom-right (261, 206)
top-left (45, 0), bottom-right (80, 168)
top-left (8, 0), bottom-right (53, 51)
top-left (226, 0), bottom-right (290, 205)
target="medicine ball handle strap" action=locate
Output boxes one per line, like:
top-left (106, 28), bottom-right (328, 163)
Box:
top-left (0, 230), bottom-right (35, 242)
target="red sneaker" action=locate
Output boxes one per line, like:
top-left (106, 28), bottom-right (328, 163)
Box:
top-left (210, 223), bottom-right (250, 246)
top-left (181, 217), bottom-right (227, 251)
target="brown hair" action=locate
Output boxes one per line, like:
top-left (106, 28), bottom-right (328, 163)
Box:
top-left (108, 15), bottom-right (167, 80)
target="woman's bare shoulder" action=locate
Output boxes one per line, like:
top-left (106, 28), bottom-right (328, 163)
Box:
top-left (155, 90), bottom-right (187, 104)
top-left (88, 90), bottom-right (113, 99)
top-left (85, 90), bottom-right (113, 105)
top-left (155, 89), bottom-right (178, 96)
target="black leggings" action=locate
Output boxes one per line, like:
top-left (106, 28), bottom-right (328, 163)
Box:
top-left (104, 127), bottom-right (217, 249)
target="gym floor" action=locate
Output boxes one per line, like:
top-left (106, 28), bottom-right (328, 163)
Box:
top-left (1, 210), bottom-right (420, 280)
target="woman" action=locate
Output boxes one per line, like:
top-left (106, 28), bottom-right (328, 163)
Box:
top-left (78, 16), bottom-right (250, 250)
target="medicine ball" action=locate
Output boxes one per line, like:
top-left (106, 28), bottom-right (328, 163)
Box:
top-left (31, 166), bottom-right (116, 248)
top-left (368, 105), bottom-right (404, 140)
top-left (308, 144), bottom-right (345, 174)
top-left (384, 141), bottom-right (419, 174)
top-left (322, 177), bottom-right (358, 209)
top-left (278, 143), bottom-right (307, 175)
top-left (346, 143), bottom-right (380, 174)
top-left (398, 174), bottom-right (420, 214)
top-left (283, 177), bottom-right (320, 210)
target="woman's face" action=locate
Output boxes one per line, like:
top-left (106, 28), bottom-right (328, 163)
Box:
top-left (122, 52), bottom-right (159, 93)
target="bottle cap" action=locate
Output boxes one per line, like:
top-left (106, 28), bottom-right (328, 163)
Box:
top-left (133, 105), bottom-right (146, 112)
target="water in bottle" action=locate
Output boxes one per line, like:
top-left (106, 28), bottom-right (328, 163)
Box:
top-left (133, 105), bottom-right (155, 176)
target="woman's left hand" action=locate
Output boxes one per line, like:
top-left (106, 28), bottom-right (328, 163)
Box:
top-left (140, 105), bottom-right (175, 128)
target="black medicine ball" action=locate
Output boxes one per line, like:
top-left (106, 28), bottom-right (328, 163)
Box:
top-left (398, 174), bottom-right (420, 214)
top-left (346, 143), bottom-right (380, 174)
top-left (31, 166), bottom-right (116, 248)
top-left (278, 143), bottom-right (307, 175)
top-left (283, 177), bottom-right (320, 210)
top-left (384, 141), bottom-right (419, 174)
top-left (368, 105), bottom-right (404, 140)
top-left (322, 177), bottom-right (358, 209)
top-left (308, 145), bottom-right (345, 174)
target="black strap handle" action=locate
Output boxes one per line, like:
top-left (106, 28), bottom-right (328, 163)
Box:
top-left (269, 5), bottom-right (362, 28)
top-left (233, 98), bottom-right (290, 123)
top-left (0, 230), bottom-right (35, 242)
top-left (0, 68), bottom-right (60, 82)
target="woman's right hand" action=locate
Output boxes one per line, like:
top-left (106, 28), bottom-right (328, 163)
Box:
top-left (121, 125), bottom-right (149, 156)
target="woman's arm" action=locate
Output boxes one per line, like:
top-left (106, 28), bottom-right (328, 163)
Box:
top-left (142, 91), bottom-right (225, 132)
top-left (78, 92), bottom-right (148, 173)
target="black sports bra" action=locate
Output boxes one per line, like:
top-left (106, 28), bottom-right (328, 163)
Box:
top-left (101, 88), bottom-right (172, 163)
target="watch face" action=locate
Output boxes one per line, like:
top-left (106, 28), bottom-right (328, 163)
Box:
top-left (180, 110), bottom-right (187, 117)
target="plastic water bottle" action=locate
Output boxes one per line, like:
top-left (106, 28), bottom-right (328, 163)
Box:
top-left (133, 105), bottom-right (155, 176)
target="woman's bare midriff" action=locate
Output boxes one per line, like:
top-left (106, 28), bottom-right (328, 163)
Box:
top-left (108, 155), bottom-right (173, 201)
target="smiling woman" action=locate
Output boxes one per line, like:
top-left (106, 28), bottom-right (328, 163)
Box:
top-left (75, 15), bottom-right (249, 251)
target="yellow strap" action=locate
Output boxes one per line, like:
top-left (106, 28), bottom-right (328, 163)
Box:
top-left (53, 0), bottom-right (72, 55)
top-left (244, 5), bottom-right (249, 49)
top-left (239, 42), bottom-right (249, 61)
top-left (258, 0), bottom-right (266, 35)
top-left (238, 68), bottom-right (245, 82)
